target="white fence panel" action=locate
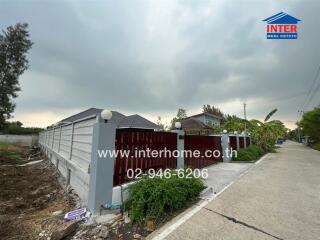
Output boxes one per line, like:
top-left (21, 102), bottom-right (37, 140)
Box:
top-left (53, 128), bottom-right (61, 152)
top-left (59, 124), bottom-right (73, 159)
top-left (38, 115), bottom-right (97, 203)
top-left (70, 117), bottom-right (95, 171)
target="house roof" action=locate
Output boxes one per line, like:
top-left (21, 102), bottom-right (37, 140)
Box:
top-left (118, 114), bottom-right (160, 129)
top-left (263, 12), bottom-right (301, 24)
top-left (181, 118), bottom-right (213, 130)
top-left (185, 112), bottom-right (223, 120)
top-left (58, 108), bottom-right (160, 130)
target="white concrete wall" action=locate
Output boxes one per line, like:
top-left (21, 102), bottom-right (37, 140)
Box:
top-left (39, 116), bottom-right (167, 209)
top-left (39, 115), bottom-right (97, 203)
top-left (0, 134), bottom-right (38, 146)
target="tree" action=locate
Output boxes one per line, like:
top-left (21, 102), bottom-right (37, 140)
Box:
top-left (0, 23), bottom-right (33, 129)
top-left (202, 104), bottom-right (224, 118)
top-left (248, 109), bottom-right (286, 152)
top-left (264, 108), bottom-right (277, 122)
top-left (156, 116), bottom-right (165, 130)
top-left (170, 108), bottom-right (187, 129)
top-left (218, 108), bottom-right (287, 152)
top-left (299, 107), bottom-right (320, 144)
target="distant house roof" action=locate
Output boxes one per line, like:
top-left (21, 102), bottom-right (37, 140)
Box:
top-left (185, 112), bottom-right (223, 120)
top-left (118, 114), bottom-right (160, 129)
top-left (181, 118), bottom-right (212, 130)
top-left (58, 108), bottom-right (160, 130)
top-left (263, 12), bottom-right (301, 24)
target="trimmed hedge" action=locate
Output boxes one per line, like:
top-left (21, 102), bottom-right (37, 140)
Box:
top-left (232, 145), bottom-right (265, 161)
top-left (124, 171), bottom-right (205, 223)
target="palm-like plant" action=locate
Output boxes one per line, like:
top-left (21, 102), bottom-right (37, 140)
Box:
top-left (249, 109), bottom-right (287, 151)
top-left (219, 108), bottom-right (287, 152)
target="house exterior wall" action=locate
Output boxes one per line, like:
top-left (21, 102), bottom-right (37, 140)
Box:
top-left (191, 115), bottom-right (206, 123)
top-left (191, 114), bottom-right (221, 127)
top-left (204, 115), bottom-right (221, 127)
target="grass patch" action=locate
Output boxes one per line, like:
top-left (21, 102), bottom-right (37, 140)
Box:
top-left (232, 145), bottom-right (265, 162)
top-left (0, 142), bottom-right (26, 162)
top-left (124, 171), bottom-right (205, 224)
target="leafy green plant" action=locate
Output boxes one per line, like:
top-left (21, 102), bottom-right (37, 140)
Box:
top-left (232, 145), bottom-right (264, 161)
top-left (1, 122), bottom-right (42, 135)
top-left (124, 171), bottom-right (205, 223)
top-left (217, 109), bottom-right (288, 152)
top-left (299, 107), bottom-right (320, 144)
top-left (313, 143), bottom-right (320, 151)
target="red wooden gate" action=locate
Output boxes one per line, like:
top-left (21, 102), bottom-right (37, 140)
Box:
top-left (184, 135), bottom-right (222, 169)
top-left (229, 136), bottom-right (237, 150)
top-left (246, 137), bottom-right (251, 146)
top-left (239, 136), bottom-right (245, 148)
top-left (114, 129), bottom-right (177, 186)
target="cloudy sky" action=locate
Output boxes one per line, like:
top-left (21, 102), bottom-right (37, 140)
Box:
top-left (1, 0), bottom-right (320, 129)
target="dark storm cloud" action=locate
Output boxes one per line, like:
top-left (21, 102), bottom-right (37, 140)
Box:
top-left (1, 0), bottom-right (319, 125)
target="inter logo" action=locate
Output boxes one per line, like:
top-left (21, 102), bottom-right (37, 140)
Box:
top-left (263, 12), bottom-right (301, 40)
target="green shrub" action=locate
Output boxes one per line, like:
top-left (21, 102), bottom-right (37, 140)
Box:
top-left (124, 171), bottom-right (205, 223)
top-left (313, 143), bottom-right (320, 151)
top-left (232, 145), bottom-right (264, 161)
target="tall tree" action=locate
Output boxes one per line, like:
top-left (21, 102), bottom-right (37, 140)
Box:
top-left (0, 23), bottom-right (33, 128)
top-left (170, 108), bottom-right (187, 129)
top-left (202, 104), bottom-right (224, 118)
top-left (156, 116), bottom-right (165, 130)
top-left (299, 107), bottom-right (320, 143)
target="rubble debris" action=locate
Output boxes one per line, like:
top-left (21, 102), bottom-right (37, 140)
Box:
top-left (134, 233), bottom-right (142, 239)
top-left (50, 220), bottom-right (78, 240)
top-left (146, 219), bottom-right (155, 232)
top-left (52, 210), bottom-right (63, 216)
top-left (123, 212), bottom-right (131, 224)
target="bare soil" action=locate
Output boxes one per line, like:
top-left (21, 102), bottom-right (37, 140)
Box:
top-left (0, 144), bottom-right (155, 240)
top-left (0, 145), bottom-right (75, 239)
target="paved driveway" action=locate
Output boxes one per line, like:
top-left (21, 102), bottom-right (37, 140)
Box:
top-left (203, 162), bottom-right (253, 196)
top-left (150, 141), bottom-right (320, 240)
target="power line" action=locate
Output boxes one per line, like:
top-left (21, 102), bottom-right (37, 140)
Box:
top-left (243, 103), bottom-right (247, 134)
top-left (301, 64), bottom-right (320, 111)
top-left (248, 91), bottom-right (307, 105)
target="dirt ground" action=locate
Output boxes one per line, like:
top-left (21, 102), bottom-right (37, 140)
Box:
top-left (0, 144), bottom-right (75, 239)
top-left (0, 143), bottom-right (150, 240)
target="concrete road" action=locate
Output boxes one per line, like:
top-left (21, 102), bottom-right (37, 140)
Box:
top-left (203, 162), bottom-right (253, 196)
top-left (152, 141), bottom-right (320, 240)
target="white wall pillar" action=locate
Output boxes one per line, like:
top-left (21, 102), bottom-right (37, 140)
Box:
top-left (244, 134), bottom-right (247, 148)
top-left (171, 129), bottom-right (185, 169)
top-left (236, 134), bottom-right (240, 151)
top-left (221, 133), bottom-right (231, 162)
top-left (88, 119), bottom-right (117, 215)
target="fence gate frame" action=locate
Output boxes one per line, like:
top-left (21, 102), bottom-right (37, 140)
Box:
top-left (113, 128), bottom-right (178, 186)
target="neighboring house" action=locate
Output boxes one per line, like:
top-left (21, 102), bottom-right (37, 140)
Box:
top-left (181, 113), bottom-right (222, 134)
top-left (58, 108), bottom-right (160, 130)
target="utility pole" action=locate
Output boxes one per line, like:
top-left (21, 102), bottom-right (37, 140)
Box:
top-left (244, 103), bottom-right (247, 134)
top-left (297, 110), bottom-right (305, 142)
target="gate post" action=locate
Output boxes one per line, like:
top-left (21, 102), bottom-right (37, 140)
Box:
top-left (243, 133), bottom-right (247, 148)
top-left (88, 111), bottom-right (116, 215)
top-left (221, 130), bottom-right (231, 162)
top-left (171, 124), bottom-right (184, 169)
top-left (236, 132), bottom-right (240, 151)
